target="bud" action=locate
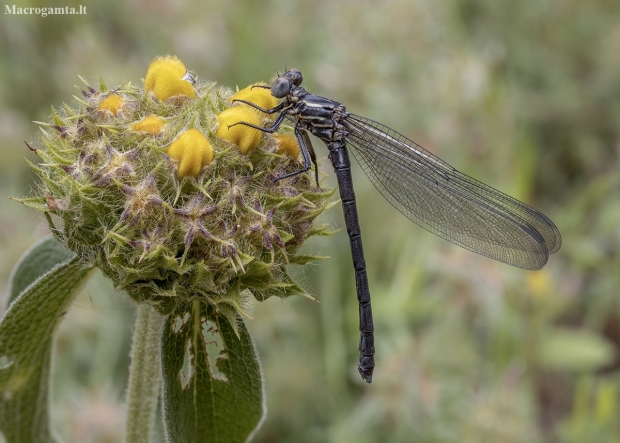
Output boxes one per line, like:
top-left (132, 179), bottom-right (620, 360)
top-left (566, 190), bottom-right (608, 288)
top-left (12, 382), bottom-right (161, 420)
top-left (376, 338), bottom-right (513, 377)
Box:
top-left (273, 134), bottom-right (301, 159)
top-left (231, 83), bottom-right (277, 113)
top-left (167, 129), bottom-right (214, 179)
top-left (215, 107), bottom-right (263, 155)
top-left (132, 114), bottom-right (166, 136)
top-left (98, 93), bottom-right (125, 116)
top-left (144, 55), bottom-right (196, 101)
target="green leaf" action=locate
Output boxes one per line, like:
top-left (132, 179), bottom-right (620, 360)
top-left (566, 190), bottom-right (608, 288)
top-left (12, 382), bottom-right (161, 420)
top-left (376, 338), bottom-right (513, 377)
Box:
top-left (0, 240), bottom-right (94, 443)
top-left (307, 224), bottom-right (340, 238)
top-left (6, 238), bottom-right (73, 306)
top-left (288, 253), bottom-right (329, 265)
top-left (9, 197), bottom-right (49, 214)
top-left (124, 304), bottom-right (164, 443)
top-left (161, 300), bottom-right (265, 443)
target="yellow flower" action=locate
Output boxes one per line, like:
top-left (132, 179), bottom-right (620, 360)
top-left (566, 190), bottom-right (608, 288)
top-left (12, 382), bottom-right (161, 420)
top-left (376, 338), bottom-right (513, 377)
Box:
top-left (231, 83), bottom-right (277, 112)
top-left (273, 134), bottom-right (300, 159)
top-left (526, 269), bottom-right (552, 298)
top-left (215, 107), bottom-right (262, 154)
top-left (98, 94), bottom-right (124, 116)
top-left (132, 114), bottom-right (166, 136)
top-left (167, 129), bottom-right (214, 178)
top-left (144, 55), bottom-right (196, 101)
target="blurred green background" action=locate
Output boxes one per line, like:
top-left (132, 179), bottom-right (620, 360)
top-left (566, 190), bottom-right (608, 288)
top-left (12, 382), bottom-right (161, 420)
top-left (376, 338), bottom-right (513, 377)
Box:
top-left (1, 0), bottom-right (619, 442)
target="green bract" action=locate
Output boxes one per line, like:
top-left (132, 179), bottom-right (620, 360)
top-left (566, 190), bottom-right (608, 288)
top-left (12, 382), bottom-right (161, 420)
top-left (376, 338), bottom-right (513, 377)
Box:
top-left (17, 58), bottom-right (335, 330)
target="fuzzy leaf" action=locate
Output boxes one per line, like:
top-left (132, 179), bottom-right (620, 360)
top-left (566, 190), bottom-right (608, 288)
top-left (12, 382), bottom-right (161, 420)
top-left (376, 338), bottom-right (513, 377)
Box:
top-left (237, 259), bottom-right (272, 290)
top-left (123, 304), bottom-right (164, 443)
top-left (6, 238), bottom-right (74, 306)
top-left (10, 197), bottom-right (49, 214)
top-left (302, 187), bottom-right (337, 203)
top-left (288, 254), bottom-right (330, 265)
top-left (264, 193), bottom-right (302, 209)
top-left (0, 240), bottom-right (94, 443)
top-left (50, 106), bottom-right (66, 127)
top-left (256, 270), bottom-right (314, 301)
top-left (307, 224), bottom-right (340, 238)
top-left (161, 301), bottom-right (265, 443)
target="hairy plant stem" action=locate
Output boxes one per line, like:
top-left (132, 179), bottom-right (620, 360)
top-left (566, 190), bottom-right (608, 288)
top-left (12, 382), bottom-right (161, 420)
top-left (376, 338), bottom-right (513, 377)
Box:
top-left (123, 304), bottom-right (164, 443)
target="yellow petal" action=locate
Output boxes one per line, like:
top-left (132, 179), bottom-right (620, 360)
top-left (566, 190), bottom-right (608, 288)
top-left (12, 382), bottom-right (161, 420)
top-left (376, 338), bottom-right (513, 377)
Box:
top-left (98, 94), bottom-right (124, 116)
top-left (273, 134), bottom-right (300, 159)
top-left (167, 129), bottom-right (214, 178)
top-left (215, 107), bottom-right (262, 154)
top-left (145, 55), bottom-right (196, 101)
top-left (132, 114), bottom-right (166, 135)
top-left (231, 83), bottom-right (277, 111)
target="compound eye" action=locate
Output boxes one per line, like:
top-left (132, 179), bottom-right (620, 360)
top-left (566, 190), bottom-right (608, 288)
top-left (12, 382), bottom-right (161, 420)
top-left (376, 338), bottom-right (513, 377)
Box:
top-left (289, 69), bottom-right (303, 86)
top-left (271, 77), bottom-right (291, 98)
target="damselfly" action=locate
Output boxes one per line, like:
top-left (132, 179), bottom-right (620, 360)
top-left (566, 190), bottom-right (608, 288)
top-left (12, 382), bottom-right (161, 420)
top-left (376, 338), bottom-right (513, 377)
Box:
top-left (232, 69), bottom-right (561, 383)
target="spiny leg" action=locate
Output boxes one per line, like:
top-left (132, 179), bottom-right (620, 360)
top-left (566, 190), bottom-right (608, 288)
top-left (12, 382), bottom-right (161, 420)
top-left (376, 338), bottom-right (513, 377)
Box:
top-left (230, 99), bottom-right (286, 115)
top-left (227, 110), bottom-right (288, 134)
top-left (229, 103), bottom-right (319, 186)
top-left (299, 130), bottom-right (320, 187)
top-left (272, 127), bottom-right (313, 184)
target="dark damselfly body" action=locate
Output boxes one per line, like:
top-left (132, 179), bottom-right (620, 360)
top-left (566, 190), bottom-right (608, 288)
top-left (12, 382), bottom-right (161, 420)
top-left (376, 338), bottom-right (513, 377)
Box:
top-left (232, 69), bottom-right (561, 383)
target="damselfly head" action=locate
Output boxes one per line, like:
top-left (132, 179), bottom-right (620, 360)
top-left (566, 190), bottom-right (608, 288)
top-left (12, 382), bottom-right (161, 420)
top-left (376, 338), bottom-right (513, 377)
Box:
top-left (271, 69), bottom-right (303, 98)
top-left (284, 69), bottom-right (303, 87)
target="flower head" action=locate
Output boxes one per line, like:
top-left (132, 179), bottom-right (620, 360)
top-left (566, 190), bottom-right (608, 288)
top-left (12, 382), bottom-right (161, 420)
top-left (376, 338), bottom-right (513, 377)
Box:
top-left (17, 56), bottom-right (334, 321)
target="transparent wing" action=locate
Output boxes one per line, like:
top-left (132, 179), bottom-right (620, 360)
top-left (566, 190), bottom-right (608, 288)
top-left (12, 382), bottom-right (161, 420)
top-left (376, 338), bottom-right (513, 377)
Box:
top-left (344, 114), bottom-right (561, 270)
